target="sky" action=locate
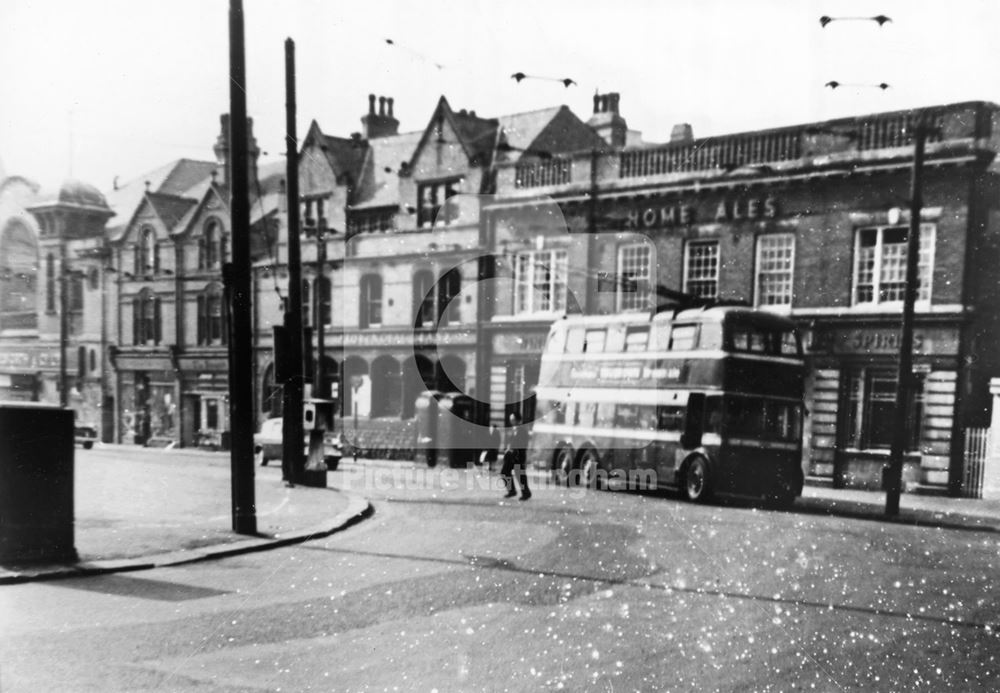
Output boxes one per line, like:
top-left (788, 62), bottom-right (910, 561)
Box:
top-left (1, 0), bottom-right (998, 192)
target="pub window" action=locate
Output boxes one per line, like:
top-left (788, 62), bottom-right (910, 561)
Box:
top-left (683, 240), bottom-right (719, 299)
top-left (844, 367), bottom-right (924, 451)
top-left (417, 178), bottom-right (462, 228)
top-left (853, 224), bottom-right (935, 306)
top-left (359, 273), bottom-right (382, 328)
top-left (616, 243), bottom-right (652, 311)
top-left (513, 249), bottom-right (568, 315)
top-left (755, 233), bottom-right (795, 308)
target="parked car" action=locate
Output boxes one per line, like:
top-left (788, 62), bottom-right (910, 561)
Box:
top-left (254, 417), bottom-right (342, 470)
top-left (74, 423), bottom-right (98, 449)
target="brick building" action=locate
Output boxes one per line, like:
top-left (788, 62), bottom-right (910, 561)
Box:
top-left (253, 94), bottom-right (605, 452)
top-left (106, 115), bottom-right (281, 447)
top-left (484, 99), bottom-right (1000, 494)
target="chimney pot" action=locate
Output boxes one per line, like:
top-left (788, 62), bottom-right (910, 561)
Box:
top-left (368, 93), bottom-right (376, 114)
top-left (610, 93), bottom-right (620, 114)
top-left (387, 97), bottom-right (394, 117)
top-left (379, 96), bottom-right (386, 116)
top-left (593, 94), bottom-right (600, 114)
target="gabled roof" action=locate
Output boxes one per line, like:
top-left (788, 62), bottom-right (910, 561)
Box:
top-left (497, 105), bottom-right (608, 161)
top-left (351, 130), bottom-right (423, 210)
top-left (105, 158), bottom-right (216, 240)
top-left (145, 192), bottom-right (197, 230)
top-left (301, 121), bottom-right (368, 187)
top-left (408, 96), bottom-right (499, 171)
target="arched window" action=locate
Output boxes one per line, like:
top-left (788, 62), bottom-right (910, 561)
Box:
top-left (359, 274), bottom-right (382, 328)
top-left (133, 288), bottom-right (161, 345)
top-left (412, 269), bottom-right (435, 328)
top-left (136, 227), bottom-right (158, 275)
top-left (438, 267), bottom-right (461, 325)
top-left (0, 221), bottom-right (38, 328)
top-left (200, 219), bottom-right (226, 270)
top-left (197, 283), bottom-right (226, 345)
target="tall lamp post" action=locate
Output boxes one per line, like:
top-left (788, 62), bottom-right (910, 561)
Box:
top-left (885, 114), bottom-right (930, 516)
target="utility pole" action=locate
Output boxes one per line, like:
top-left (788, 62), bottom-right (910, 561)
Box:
top-left (314, 219), bottom-right (327, 397)
top-left (59, 244), bottom-right (69, 408)
top-left (885, 113), bottom-right (928, 516)
top-left (281, 37), bottom-right (306, 484)
top-left (226, 0), bottom-right (257, 535)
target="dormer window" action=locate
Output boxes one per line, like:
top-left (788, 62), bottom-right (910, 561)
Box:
top-left (135, 227), bottom-right (159, 275)
top-left (417, 178), bottom-right (461, 228)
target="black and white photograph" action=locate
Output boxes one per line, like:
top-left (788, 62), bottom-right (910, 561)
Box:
top-left (2, 0), bottom-right (1000, 690)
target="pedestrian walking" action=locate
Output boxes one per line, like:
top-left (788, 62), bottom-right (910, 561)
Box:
top-left (501, 412), bottom-right (531, 500)
top-left (478, 423), bottom-right (501, 471)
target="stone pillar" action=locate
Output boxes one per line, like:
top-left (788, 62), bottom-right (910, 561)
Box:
top-left (985, 378), bottom-right (1000, 499)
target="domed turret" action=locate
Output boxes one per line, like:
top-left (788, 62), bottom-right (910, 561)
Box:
top-left (57, 178), bottom-right (110, 210)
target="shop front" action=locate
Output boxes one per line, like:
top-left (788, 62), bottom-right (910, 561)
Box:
top-left (117, 367), bottom-right (177, 446)
top-left (803, 319), bottom-right (962, 491)
top-left (178, 356), bottom-right (230, 449)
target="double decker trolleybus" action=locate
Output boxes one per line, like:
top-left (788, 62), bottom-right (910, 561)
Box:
top-left (529, 305), bottom-right (805, 504)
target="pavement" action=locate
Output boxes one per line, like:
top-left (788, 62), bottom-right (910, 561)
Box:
top-left (3, 447), bottom-right (1000, 584)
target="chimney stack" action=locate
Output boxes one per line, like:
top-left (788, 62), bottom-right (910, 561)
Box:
top-left (587, 91), bottom-right (628, 148)
top-left (362, 94), bottom-right (400, 139)
top-left (213, 113), bottom-right (261, 188)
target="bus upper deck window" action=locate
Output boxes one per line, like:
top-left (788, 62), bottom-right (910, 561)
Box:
top-left (605, 324), bottom-right (627, 353)
top-left (749, 330), bottom-right (769, 353)
top-left (699, 322), bottom-right (723, 350)
top-left (624, 326), bottom-right (649, 352)
top-left (584, 329), bottom-right (606, 353)
top-left (566, 328), bottom-right (586, 353)
top-left (669, 325), bottom-right (697, 350)
top-left (546, 326), bottom-right (568, 354)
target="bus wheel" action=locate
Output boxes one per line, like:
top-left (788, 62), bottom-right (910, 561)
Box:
top-left (580, 449), bottom-right (603, 490)
top-left (553, 447), bottom-right (575, 487)
top-left (683, 456), bottom-right (713, 503)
